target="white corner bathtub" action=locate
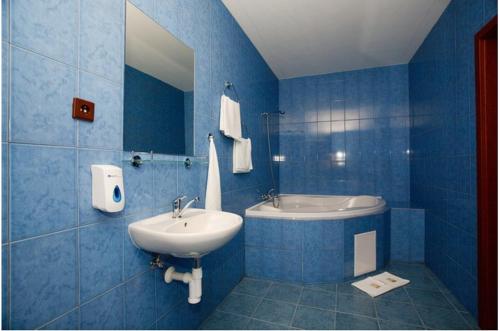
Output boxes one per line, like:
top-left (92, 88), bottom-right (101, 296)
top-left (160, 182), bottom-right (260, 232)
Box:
top-left (245, 194), bottom-right (387, 220)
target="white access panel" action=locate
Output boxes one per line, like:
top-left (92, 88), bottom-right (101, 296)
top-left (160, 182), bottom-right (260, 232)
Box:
top-left (354, 231), bottom-right (376, 277)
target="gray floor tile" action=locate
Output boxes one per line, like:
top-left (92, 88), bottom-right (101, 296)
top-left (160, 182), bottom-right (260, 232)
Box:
top-left (375, 300), bottom-right (422, 326)
top-left (218, 293), bottom-right (262, 316)
top-left (461, 312), bottom-right (480, 330)
top-left (378, 320), bottom-right (425, 330)
top-left (404, 274), bottom-right (440, 291)
top-left (200, 311), bottom-right (250, 330)
top-left (416, 305), bottom-right (470, 330)
top-left (265, 283), bottom-right (303, 304)
top-left (335, 312), bottom-right (379, 330)
top-left (246, 319), bottom-right (295, 330)
top-left (299, 288), bottom-right (336, 310)
top-left (337, 282), bottom-right (368, 297)
top-left (233, 278), bottom-right (272, 297)
top-left (292, 306), bottom-right (335, 330)
top-left (337, 294), bottom-right (376, 318)
top-left (407, 288), bottom-right (453, 309)
top-left (442, 290), bottom-right (468, 312)
top-left (374, 287), bottom-right (411, 303)
top-left (252, 299), bottom-right (297, 325)
top-left (304, 283), bottom-right (337, 293)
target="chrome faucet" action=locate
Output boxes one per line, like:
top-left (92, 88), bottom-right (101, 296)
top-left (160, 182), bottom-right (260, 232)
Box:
top-left (173, 195), bottom-right (200, 218)
top-left (260, 188), bottom-right (280, 208)
top-left (172, 194), bottom-right (187, 218)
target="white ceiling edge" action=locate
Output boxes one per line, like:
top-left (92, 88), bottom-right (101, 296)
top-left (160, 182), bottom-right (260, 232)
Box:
top-left (222, 0), bottom-right (450, 79)
top-left (126, 1), bottom-right (194, 92)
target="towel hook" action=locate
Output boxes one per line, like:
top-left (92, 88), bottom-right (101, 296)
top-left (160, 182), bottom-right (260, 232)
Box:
top-left (222, 81), bottom-right (240, 102)
top-left (208, 133), bottom-right (214, 142)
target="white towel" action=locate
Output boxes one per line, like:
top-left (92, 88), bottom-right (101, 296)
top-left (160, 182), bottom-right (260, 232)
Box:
top-left (233, 138), bottom-right (253, 173)
top-left (205, 136), bottom-right (221, 211)
top-left (219, 95), bottom-right (242, 139)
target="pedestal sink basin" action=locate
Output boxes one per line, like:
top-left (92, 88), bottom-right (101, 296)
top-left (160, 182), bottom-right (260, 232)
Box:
top-left (128, 208), bottom-right (243, 258)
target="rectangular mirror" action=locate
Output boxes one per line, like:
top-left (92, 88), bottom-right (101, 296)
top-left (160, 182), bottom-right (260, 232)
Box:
top-left (124, 1), bottom-right (195, 155)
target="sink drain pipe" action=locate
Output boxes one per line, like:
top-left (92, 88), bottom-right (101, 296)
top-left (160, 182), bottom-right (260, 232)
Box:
top-left (164, 258), bottom-right (202, 304)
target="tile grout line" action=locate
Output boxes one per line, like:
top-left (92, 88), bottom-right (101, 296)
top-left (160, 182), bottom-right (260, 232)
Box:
top-left (403, 284), bottom-right (427, 329)
top-left (288, 286), bottom-right (303, 327)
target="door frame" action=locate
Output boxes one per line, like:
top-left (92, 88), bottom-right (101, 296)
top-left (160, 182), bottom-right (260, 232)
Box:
top-left (475, 15), bottom-right (497, 330)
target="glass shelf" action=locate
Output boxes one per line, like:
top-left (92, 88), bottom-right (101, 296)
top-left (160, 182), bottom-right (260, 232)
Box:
top-left (122, 152), bottom-right (208, 167)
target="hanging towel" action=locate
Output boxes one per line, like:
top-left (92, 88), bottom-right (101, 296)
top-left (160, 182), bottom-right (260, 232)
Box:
top-left (205, 136), bottom-right (221, 211)
top-left (232, 138), bottom-right (253, 173)
top-left (219, 95), bottom-right (242, 139)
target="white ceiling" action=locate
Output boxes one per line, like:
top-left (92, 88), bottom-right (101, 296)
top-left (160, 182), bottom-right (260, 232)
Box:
top-left (222, 0), bottom-right (450, 79)
top-left (126, 1), bottom-right (194, 91)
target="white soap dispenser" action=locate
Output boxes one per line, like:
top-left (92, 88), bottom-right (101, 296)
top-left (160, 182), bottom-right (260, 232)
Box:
top-left (91, 165), bottom-right (125, 212)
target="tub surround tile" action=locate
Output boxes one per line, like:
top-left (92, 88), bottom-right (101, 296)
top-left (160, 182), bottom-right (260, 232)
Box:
top-left (10, 144), bottom-right (76, 240)
top-left (10, 47), bottom-right (76, 146)
top-left (10, 230), bottom-right (77, 330)
top-left (246, 212), bottom-right (389, 283)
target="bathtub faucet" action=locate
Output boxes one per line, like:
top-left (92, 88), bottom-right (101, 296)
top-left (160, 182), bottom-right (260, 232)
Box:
top-left (261, 189), bottom-right (280, 208)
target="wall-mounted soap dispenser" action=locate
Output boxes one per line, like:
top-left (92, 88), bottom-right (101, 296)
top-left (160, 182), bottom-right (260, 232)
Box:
top-left (91, 165), bottom-right (125, 212)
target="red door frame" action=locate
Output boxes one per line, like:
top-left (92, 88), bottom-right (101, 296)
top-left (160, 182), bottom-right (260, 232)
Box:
top-left (475, 15), bottom-right (497, 330)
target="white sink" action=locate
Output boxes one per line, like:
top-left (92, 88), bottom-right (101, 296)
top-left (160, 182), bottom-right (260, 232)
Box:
top-left (128, 208), bottom-right (243, 258)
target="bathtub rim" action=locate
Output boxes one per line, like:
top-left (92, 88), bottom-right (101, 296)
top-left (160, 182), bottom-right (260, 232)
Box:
top-left (244, 194), bottom-right (388, 221)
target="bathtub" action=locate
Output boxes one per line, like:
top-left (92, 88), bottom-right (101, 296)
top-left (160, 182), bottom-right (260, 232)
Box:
top-left (244, 194), bottom-right (390, 283)
top-left (245, 194), bottom-right (387, 220)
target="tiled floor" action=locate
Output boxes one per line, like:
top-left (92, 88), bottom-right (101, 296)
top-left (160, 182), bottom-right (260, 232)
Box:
top-left (200, 262), bottom-right (479, 330)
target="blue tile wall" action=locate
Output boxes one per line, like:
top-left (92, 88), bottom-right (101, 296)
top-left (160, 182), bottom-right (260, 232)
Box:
top-left (390, 208), bottom-right (425, 262)
top-left (245, 211), bottom-right (390, 283)
top-left (1, 0), bottom-right (278, 329)
top-left (409, 0), bottom-right (497, 318)
top-left (279, 65), bottom-right (410, 206)
top-left (124, 65), bottom-right (186, 155)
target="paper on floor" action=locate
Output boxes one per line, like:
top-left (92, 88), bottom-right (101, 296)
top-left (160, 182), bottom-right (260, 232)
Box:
top-left (351, 272), bottom-right (410, 297)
